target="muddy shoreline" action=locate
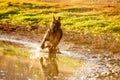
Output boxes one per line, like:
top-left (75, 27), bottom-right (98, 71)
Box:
top-left (0, 23), bottom-right (120, 54)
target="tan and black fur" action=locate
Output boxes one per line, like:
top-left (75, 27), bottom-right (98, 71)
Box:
top-left (41, 16), bottom-right (63, 51)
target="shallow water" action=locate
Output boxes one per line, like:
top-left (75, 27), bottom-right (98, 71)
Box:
top-left (0, 34), bottom-right (120, 80)
top-left (0, 34), bottom-right (41, 59)
top-left (0, 55), bottom-right (42, 80)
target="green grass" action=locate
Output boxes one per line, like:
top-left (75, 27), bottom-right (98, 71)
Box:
top-left (0, 42), bottom-right (30, 58)
top-left (0, 0), bottom-right (120, 34)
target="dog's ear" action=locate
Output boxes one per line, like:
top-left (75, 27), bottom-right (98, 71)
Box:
top-left (53, 16), bottom-right (56, 21)
top-left (58, 17), bottom-right (60, 21)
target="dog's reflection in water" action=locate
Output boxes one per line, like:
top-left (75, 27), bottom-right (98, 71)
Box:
top-left (40, 49), bottom-right (59, 80)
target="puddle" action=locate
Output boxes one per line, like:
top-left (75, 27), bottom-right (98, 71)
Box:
top-left (0, 55), bottom-right (42, 80)
top-left (0, 34), bottom-right (120, 80)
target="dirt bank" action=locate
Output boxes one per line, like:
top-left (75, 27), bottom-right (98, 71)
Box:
top-left (1, 22), bottom-right (120, 54)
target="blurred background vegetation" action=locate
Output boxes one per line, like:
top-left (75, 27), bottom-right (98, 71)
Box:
top-left (0, 0), bottom-right (120, 34)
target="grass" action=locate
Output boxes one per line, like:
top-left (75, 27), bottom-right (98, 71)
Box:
top-left (0, 0), bottom-right (120, 34)
top-left (0, 41), bottom-right (82, 68)
top-left (0, 0), bottom-right (120, 53)
top-left (0, 42), bottom-right (30, 58)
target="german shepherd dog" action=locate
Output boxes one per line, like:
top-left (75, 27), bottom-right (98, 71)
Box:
top-left (40, 16), bottom-right (63, 52)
